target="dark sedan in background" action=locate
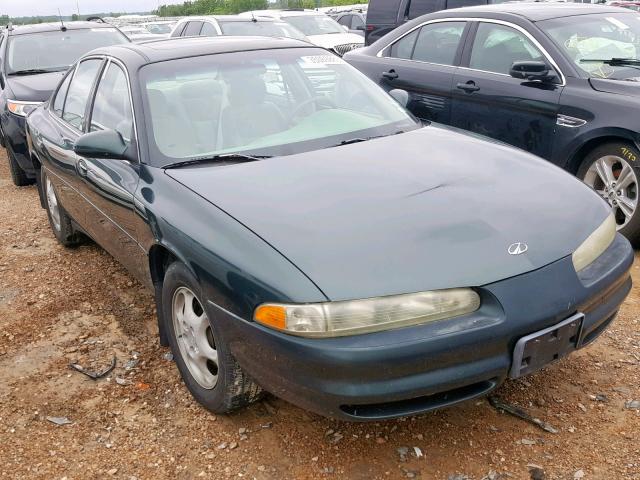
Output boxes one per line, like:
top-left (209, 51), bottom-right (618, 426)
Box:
top-left (345, 4), bottom-right (640, 241)
top-left (26, 37), bottom-right (632, 420)
top-left (0, 21), bottom-right (129, 186)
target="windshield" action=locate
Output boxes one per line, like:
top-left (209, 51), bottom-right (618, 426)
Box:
top-left (140, 48), bottom-right (417, 165)
top-left (218, 20), bottom-right (307, 40)
top-left (539, 12), bottom-right (640, 79)
top-left (146, 24), bottom-right (173, 34)
top-left (284, 15), bottom-right (344, 35)
top-left (5, 28), bottom-right (128, 74)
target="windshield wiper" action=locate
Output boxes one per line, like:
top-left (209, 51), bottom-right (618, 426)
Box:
top-left (580, 57), bottom-right (640, 67)
top-left (8, 67), bottom-right (68, 75)
top-left (163, 153), bottom-right (272, 169)
top-left (334, 130), bottom-right (406, 147)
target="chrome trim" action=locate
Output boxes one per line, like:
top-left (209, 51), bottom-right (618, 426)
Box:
top-left (557, 114), bottom-right (587, 128)
top-left (375, 17), bottom-right (566, 86)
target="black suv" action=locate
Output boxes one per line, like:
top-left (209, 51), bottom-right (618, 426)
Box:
top-left (365, 0), bottom-right (497, 44)
top-left (0, 21), bottom-right (128, 186)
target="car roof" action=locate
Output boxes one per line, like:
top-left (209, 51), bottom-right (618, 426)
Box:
top-left (439, 2), bottom-right (632, 21)
top-left (248, 9), bottom-right (324, 17)
top-left (91, 36), bottom-right (313, 63)
top-left (176, 15), bottom-right (280, 23)
top-left (5, 21), bottom-right (116, 35)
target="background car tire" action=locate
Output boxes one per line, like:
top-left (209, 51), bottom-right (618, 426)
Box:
top-left (7, 149), bottom-right (35, 186)
top-left (161, 262), bottom-right (263, 414)
top-left (578, 141), bottom-right (640, 243)
top-left (41, 169), bottom-right (83, 247)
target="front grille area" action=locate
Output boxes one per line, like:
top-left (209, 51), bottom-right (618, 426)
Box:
top-left (332, 43), bottom-right (362, 57)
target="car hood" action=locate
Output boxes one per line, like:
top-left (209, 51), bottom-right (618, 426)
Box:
top-left (6, 71), bottom-right (67, 102)
top-left (166, 126), bottom-right (610, 301)
top-left (307, 32), bottom-right (364, 49)
top-left (589, 77), bottom-right (640, 96)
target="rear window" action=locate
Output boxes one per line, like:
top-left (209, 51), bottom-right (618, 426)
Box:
top-left (5, 28), bottom-right (128, 74)
top-left (367, 0), bottom-right (403, 24)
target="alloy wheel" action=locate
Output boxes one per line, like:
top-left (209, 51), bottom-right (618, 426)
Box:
top-left (583, 155), bottom-right (638, 230)
top-left (172, 287), bottom-right (218, 389)
top-left (45, 176), bottom-right (62, 232)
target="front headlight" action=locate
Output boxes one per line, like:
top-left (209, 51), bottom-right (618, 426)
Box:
top-left (254, 288), bottom-right (481, 338)
top-left (7, 100), bottom-right (42, 117)
top-left (572, 213), bottom-right (616, 272)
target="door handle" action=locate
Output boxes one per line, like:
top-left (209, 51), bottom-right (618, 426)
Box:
top-left (382, 69), bottom-right (398, 80)
top-left (456, 81), bottom-right (480, 93)
top-left (77, 159), bottom-right (88, 177)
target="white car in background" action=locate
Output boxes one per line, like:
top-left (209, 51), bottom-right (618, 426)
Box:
top-left (119, 25), bottom-right (166, 43)
top-left (143, 21), bottom-right (177, 36)
top-left (240, 9), bottom-right (364, 56)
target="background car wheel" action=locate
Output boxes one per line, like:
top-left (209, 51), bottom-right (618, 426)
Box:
top-left (41, 169), bottom-right (83, 247)
top-left (7, 149), bottom-right (35, 186)
top-left (161, 262), bottom-right (262, 414)
top-left (578, 141), bottom-right (640, 242)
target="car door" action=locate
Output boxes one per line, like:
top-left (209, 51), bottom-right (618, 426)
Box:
top-left (376, 20), bottom-right (469, 123)
top-left (41, 58), bottom-right (105, 228)
top-left (450, 21), bottom-right (563, 160)
top-left (74, 59), bottom-right (147, 280)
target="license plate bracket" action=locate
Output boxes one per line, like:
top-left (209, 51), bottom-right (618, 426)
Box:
top-left (509, 313), bottom-right (584, 379)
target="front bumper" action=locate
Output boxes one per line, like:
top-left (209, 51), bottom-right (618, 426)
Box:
top-left (207, 234), bottom-right (633, 421)
top-left (1, 111), bottom-right (35, 178)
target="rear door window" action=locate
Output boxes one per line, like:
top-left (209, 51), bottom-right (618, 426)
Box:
top-left (183, 21), bottom-right (204, 37)
top-left (388, 28), bottom-right (419, 59)
top-left (351, 15), bottom-right (365, 29)
top-left (411, 22), bottom-right (465, 64)
top-left (337, 14), bottom-right (352, 27)
top-left (62, 59), bottom-right (103, 130)
top-left (52, 70), bottom-right (73, 117)
top-left (201, 22), bottom-right (218, 36)
top-left (367, 0), bottom-right (403, 24)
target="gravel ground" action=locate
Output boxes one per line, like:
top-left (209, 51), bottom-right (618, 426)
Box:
top-left (0, 152), bottom-right (639, 480)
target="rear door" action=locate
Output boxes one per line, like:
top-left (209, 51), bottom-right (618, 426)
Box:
top-left (74, 59), bottom-right (147, 280)
top-left (375, 20), bottom-right (469, 123)
top-left (450, 20), bottom-right (563, 159)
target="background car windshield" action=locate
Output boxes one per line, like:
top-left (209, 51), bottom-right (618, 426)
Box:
top-left (140, 48), bottom-right (417, 164)
top-left (540, 13), bottom-right (640, 79)
top-left (146, 24), bottom-right (173, 34)
top-left (5, 28), bottom-right (128, 73)
top-left (284, 15), bottom-right (344, 35)
top-left (218, 21), bottom-right (306, 40)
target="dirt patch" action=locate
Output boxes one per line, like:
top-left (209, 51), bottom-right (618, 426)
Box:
top-left (0, 152), bottom-right (638, 480)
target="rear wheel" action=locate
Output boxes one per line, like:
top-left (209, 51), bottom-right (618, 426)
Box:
top-left (578, 142), bottom-right (640, 241)
top-left (42, 169), bottom-right (83, 247)
top-left (161, 262), bottom-right (262, 414)
top-left (7, 149), bottom-right (34, 186)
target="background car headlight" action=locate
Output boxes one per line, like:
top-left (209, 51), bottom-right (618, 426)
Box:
top-left (572, 213), bottom-right (616, 272)
top-left (254, 288), bottom-right (481, 338)
top-left (7, 100), bottom-right (42, 117)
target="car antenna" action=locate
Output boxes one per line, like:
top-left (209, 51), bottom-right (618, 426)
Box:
top-left (58, 9), bottom-right (67, 31)
top-left (251, 11), bottom-right (257, 22)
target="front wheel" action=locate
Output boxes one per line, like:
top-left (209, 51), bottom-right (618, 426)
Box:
top-left (161, 262), bottom-right (262, 414)
top-left (41, 169), bottom-right (83, 247)
top-left (578, 142), bottom-right (640, 241)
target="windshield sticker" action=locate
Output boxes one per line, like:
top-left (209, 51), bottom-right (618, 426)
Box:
top-left (300, 55), bottom-right (345, 66)
top-left (605, 17), bottom-right (630, 30)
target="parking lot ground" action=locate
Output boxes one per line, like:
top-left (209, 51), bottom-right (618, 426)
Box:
top-left (0, 151), bottom-right (639, 480)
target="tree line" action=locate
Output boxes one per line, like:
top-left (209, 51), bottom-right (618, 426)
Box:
top-left (154, 0), bottom-right (367, 16)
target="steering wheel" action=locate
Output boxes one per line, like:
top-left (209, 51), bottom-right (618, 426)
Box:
top-left (290, 96), bottom-right (336, 119)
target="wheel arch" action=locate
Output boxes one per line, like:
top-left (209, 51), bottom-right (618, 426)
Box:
top-left (30, 151), bottom-right (46, 208)
top-left (566, 129), bottom-right (640, 175)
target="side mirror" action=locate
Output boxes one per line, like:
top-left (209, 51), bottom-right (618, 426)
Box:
top-left (510, 61), bottom-right (555, 82)
top-left (389, 88), bottom-right (409, 108)
top-left (74, 129), bottom-right (129, 160)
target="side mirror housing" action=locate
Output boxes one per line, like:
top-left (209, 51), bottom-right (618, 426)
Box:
top-left (389, 88), bottom-right (409, 107)
top-left (510, 61), bottom-right (556, 82)
top-left (74, 129), bottom-right (129, 160)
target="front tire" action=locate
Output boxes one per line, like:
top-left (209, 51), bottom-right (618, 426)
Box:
top-left (7, 148), bottom-right (34, 186)
top-left (42, 169), bottom-right (83, 247)
top-left (578, 141), bottom-right (640, 241)
top-left (161, 262), bottom-right (262, 414)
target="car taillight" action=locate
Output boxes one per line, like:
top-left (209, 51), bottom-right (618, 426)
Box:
top-left (366, 24), bottom-right (374, 31)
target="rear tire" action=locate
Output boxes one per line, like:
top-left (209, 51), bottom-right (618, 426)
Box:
top-left (41, 169), bottom-right (83, 247)
top-left (161, 262), bottom-right (262, 414)
top-left (7, 149), bottom-right (34, 186)
top-left (578, 141), bottom-right (640, 242)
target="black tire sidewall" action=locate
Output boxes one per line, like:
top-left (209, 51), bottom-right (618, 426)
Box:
top-left (578, 141), bottom-right (640, 242)
top-left (41, 169), bottom-right (73, 244)
top-left (161, 262), bottom-right (234, 412)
